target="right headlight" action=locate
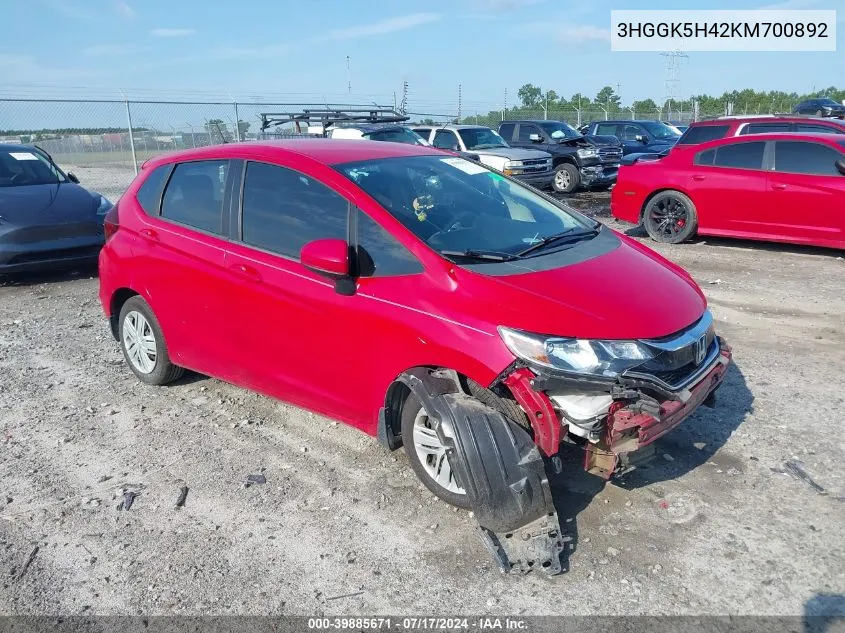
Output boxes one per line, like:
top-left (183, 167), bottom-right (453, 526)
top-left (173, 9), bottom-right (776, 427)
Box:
top-left (576, 147), bottom-right (598, 159)
top-left (498, 326), bottom-right (655, 377)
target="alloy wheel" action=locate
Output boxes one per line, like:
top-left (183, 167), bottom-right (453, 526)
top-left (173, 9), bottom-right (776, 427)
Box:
top-left (412, 408), bottom-right (465, 495)
top-left (648, 196), bottom-right (689, 239)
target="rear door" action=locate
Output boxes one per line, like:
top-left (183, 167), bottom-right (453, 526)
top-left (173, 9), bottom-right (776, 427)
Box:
top-left (222, 159), bottom-right (427, 426)
top-left (134, 158), bottom-right (236, 374)
top-left (766, 139), bottom-right (845, 243)
top-left (687, 140), bottom-right (768, 233)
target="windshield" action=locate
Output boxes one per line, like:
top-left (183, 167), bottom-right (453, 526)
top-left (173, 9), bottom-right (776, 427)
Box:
top-left (457, 128), bottom-right (508, 150)
top-left (0, 149), bottom-right (66, 187)
top-left (336, 155), bottom-right (594, 261)
top-left (641, 121), bottom-right (682, 140)
top-left (539, 121), bottom-right (581, 140)
top-left (364, 127), bottom-right (429, 146)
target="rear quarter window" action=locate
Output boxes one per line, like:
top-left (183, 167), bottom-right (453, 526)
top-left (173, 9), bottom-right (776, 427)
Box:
top-left (135, 164), bottom-right (172, 215)
top-left (160, 160), bottom-right (229, 235)
top-left (678, 125), bottom-right (730, 145)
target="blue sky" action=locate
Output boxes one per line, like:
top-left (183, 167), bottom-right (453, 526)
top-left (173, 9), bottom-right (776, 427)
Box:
top-left (0, 0), bottom-right (843, 113)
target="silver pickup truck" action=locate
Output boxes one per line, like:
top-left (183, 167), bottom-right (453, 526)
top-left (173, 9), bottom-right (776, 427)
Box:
top-left (412, 124), bottom-right (555, 190)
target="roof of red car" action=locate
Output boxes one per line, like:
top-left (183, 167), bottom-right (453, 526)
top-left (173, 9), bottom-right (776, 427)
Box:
top-left (142, 138), bottom-right (442, 170)
top-left (690, 116), bottom-right (845, 127)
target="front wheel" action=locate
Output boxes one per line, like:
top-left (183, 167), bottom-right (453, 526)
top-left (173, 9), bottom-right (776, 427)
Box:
top-left (642, 190), bottom-right (698, 244)
top-left (552, 163), bottom-right (580, 194)
top-left (401, 394), bottom-right (471, 509)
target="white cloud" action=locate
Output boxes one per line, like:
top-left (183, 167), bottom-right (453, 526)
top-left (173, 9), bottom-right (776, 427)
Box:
top-left (0, 54), bottom-right (107, 81)
top-left (317, 13), bottom-right (442, 41)
top-left (150, 28), bottom-right (196, 38)
top-left (115, 1), bottom-right (136, 19)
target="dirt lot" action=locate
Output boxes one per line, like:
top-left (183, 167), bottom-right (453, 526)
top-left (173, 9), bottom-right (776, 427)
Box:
top-left (1, 187), bottom-right (844, 617)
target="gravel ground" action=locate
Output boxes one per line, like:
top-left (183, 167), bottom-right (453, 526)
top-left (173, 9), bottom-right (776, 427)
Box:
top-left (1, 189), bottom-right (844, 617)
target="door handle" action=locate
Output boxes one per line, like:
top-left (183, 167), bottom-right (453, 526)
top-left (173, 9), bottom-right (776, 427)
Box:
top-left (139, 228), bottom-right (159, 241)
top-left (692, 175), bottom-right (705, 181)
top-left (771, 183), bottom-right (787, 190)
top-left (228, 262), bottom-right (261, 282)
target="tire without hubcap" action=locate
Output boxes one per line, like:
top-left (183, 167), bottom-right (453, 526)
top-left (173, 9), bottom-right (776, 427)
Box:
top-left (642, 190), bottom-right (698, 244)
top-left (552, 163), bottom-right (580, 194)
top-left (401, 394), bottom-right (471, 509)
top-left (118, 296), bottom-right (184, 386)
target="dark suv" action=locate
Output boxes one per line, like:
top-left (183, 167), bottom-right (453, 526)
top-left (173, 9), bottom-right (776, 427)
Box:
top-left (587, 120), bottom-right (681, 156)
top-left (498, 120), bottom-right (622, 193)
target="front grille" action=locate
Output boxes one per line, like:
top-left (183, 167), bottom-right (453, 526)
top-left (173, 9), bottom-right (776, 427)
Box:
top-left (599, 147), bottom-right (622, 162)
top-left (522, 159), bottom-right (548, 167)
top-left (624, 312), bottom-right (718, 391)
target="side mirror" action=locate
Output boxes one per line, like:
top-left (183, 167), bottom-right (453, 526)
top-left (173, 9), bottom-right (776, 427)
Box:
top-left (529, 133), bottom-right (542, 142)
top-left (67, 172), bottom-right (80, 183)
top-left (301, 238), bottom-right (354, 295)
top-left (836, 159), bottom-right (845, 175)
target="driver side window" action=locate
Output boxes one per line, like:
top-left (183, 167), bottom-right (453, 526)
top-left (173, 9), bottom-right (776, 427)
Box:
top-left (432, 130), bottom-right (460, 150)
top-left (622, 125), bottom-right (642, 141)
top-left (518, 124), bottom-right (541, 142)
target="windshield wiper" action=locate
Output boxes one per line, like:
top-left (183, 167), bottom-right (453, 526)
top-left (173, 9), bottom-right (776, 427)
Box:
top-left (516, 225), bottom-right (601, 257)
top-left (439, 249), bottom-right (521, 262)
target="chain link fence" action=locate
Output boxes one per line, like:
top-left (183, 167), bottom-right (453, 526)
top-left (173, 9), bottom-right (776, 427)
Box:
top-left (0, 96), bottom-right (807, 201)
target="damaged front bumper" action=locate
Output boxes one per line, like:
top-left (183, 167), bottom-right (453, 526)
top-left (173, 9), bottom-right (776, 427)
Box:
top-left (499, 336), bottom-right (733, 478)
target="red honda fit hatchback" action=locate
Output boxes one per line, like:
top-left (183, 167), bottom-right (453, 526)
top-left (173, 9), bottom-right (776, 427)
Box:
top-left (98, 139), bottom-right (731, 513)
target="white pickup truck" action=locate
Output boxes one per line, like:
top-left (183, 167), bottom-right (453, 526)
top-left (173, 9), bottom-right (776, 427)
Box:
top-left (412, 124), bottom-right (555, 190)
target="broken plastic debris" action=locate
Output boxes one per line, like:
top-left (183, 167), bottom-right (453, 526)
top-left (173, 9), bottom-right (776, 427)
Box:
top-left (117, 491), bottom-right (138, 511)
top-left (246, 474), bottom-right (266, 486)
top-left (175, 486), bottom-right (189, 508)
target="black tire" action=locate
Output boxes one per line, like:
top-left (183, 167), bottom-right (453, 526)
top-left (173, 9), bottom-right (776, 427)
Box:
top-left (642, 190), bottom-right (698, 244)
top-left (117, 296), bottom-right (184, 386)
top-left (401, 393), bottom-right (472, 510)
top-left (552, 163), bottom-right (580, 194)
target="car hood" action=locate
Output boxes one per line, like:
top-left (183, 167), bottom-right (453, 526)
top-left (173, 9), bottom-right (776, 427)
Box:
top-left (473, 147), bottom-right (550, 160)
top-left (0, 182), bottom-right (99, 225)
top-left (451, 230), bottom-right (706, 340)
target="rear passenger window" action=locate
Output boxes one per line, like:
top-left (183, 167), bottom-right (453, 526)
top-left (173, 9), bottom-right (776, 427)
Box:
top-left (241, 161), bottom-right (348, 259)
top-left (678, 125), bottom-right (730, 145)
top-left (498, 123), bottom-right (515, 141)
top-left (694, 149), bottom-right (715, 165)
top-left (160, 160), bottom-right (228, 234)
top-left (356, 211), bottom-right (423, 277)
top-left (713, 142), bottom-right (765, 170)
top-left (594, 123), bottom-right (618, 137)
top-left (135, 164), bottom-right (172, 215)
top-left (741, 123), bottom-right (791, 134)
top-left (796, 123), bottom-right (844, 134)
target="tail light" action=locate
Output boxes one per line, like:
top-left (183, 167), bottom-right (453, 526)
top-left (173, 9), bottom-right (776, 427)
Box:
top-left (103, 203), bottom-right (120, 242)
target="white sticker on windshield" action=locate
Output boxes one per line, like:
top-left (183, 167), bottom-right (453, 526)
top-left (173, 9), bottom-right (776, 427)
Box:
top-left (9, 152), bottom-right (39, 161)
top-left (440, 156), bottom-right (488, 175)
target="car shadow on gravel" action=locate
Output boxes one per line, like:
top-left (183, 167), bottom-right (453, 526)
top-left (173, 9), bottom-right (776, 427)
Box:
top-left (0, 262), bottom-right (99, 287)
top-left (545, 359), bottom-right (754, 571)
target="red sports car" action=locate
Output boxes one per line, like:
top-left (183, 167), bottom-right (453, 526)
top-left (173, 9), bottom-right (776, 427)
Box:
top-left (611, 132), bottom-right (845, 250)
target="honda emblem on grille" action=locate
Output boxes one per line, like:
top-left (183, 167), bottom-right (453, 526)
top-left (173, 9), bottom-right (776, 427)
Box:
top-left (694, 335), bottom-right (707, 365)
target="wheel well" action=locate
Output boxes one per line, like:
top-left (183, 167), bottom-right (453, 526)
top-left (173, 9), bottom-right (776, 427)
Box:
top-left (552, 156), bottom-right (577, 168)
top-left (380, 366), bottom-right (529, 451)
top-left (108, 288), bottom-right (138, 340)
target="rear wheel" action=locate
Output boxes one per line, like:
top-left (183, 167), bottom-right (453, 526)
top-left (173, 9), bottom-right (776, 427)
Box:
top-left (118, 296), bottom-right (184, 386)
top-left (401, 394), bottom-right (471, 509)
top-left (552, 163), bottom-right (580, 194)
top-left (642, 190), bottom-right (698, 244)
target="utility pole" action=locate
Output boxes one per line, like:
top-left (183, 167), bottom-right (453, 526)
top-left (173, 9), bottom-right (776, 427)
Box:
top-left (503, 87), bottom-right (507, 120)
top-left (661, 50), bottom-right (688, 119)
top-left (400, 80), bottom-right (408, 115)
top-left (346, 56), bottom-right (351, 94)
top-left (457, 83), bottom-right (462, 122)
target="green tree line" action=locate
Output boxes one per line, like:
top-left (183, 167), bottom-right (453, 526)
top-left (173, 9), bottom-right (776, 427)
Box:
top-left (450, 84), bottom-right (845, 127)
